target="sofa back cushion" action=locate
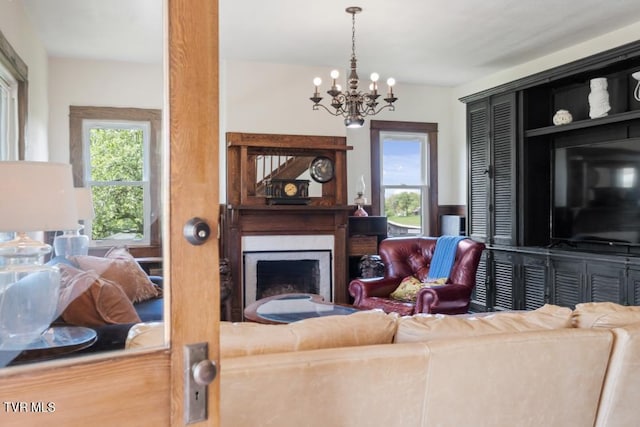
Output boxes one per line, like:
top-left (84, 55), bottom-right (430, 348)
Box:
top-left (394, 304), bottom-right (572, 343)
top-left (595, 323), bottom-right (640, 427)
top-left (423, 328), bottom-right (612, 427)
top-left (221, 342), bottom-right (431, 427)
top-left (220, 310), bottom-right (398, 358)
top-left (125, 322), bottom-right (164, 349)
top-left (572, 302), bottom-right (640, 328)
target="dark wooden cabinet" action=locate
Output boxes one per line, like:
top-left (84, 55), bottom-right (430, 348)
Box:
top-left (476, 249), bottom-right (630, 312)
top-left (464, 41), bottom-right (640, 311)
top-left (467, 92), bottom-right (517, 246)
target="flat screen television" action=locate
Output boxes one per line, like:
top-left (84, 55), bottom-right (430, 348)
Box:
top-left (552, 139), bottom-right (640, 246)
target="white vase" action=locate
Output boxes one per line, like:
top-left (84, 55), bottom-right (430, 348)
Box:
top-left (553, 109), bottom-right (573, 125)
top-left (588, 77), bottom-right (611, 119)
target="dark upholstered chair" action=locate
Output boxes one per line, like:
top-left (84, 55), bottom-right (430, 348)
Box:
top-left (348, 237), bottom-right (485, 316)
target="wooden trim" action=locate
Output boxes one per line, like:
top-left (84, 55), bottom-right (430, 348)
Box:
top-left (370, 120), bottom-right (439, 235)
top-left (0, 28), bottom-right (28, 159)
top-left (439, 205), bottom-right (466, 216)
top-left (0, 351), bottom-right (170, 426)
top-left (169, 0), bottom-right (221, 423)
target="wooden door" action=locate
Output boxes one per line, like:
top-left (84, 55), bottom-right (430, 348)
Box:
top-left (0, 1), bottom-right (221, 425)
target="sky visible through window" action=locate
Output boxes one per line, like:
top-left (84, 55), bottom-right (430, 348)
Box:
top-left (382, 138), bottom-right (422, 186)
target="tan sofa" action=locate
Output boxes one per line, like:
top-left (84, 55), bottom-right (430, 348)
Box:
top-left (127, 303), bottom-right (640, 427)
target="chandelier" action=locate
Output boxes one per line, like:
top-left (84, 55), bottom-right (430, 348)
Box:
top-left (310, 6), bottom-right (397, 128)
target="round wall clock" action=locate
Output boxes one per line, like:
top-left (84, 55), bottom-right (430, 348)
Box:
top-left (309, 156), bottom-right (335, 183)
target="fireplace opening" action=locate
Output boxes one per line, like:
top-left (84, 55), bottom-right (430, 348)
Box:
top-left (256, 260), bottom-right (320, 299)
top-left (243, 248), bottom-right (333, 307)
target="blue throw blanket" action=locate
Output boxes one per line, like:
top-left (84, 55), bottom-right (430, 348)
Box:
top-left (426, 235), bottom-right (467, 282)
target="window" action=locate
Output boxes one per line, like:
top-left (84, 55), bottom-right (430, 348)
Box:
top-left (370, 121), bottom-right (438, 237)
top-left (83, 120), bottom-right (151, 245)
top-left (0, 30), bottom-right (27, 160)
top-left (70, 107), bottom-right (162, 248)
top-left (381, 133), bottom-right (429, 236)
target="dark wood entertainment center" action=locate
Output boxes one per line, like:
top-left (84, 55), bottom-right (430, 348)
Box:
top-left (462, 40), bottom-right (640, 312)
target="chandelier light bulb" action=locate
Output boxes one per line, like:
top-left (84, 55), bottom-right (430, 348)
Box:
top-left (313, 77), bottom-right (322, 87)
top-left (370, 72), bottom-right (379, 82)
top-left (330, 69), bottom-right (340, 79)
top-left (387, 77), bottom-right (396, 87)
top-left (336, 84), bottom-right (342, 92)
top-left (369, 83), bottom-right (374, 91)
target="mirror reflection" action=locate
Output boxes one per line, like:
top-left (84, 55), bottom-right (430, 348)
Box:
top-left (0, 0), bottom-right (165, 367)
top-left (252, 154), bottom-right (323, 197)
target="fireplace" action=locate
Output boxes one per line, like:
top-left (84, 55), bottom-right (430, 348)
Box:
top-left (241, 235), bottom-right (334, 309)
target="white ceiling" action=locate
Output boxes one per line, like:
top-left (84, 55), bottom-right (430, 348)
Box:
top-left (21, 0), bottom-right (640, 86)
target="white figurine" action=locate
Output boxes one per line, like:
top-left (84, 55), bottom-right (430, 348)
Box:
top-left (588, 77), bottom-right (611, 119)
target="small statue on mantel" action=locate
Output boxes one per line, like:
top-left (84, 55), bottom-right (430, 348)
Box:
top-left (589, 77), bottom-right (611, 119)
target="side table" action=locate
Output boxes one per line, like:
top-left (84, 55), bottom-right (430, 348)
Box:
top-left (244, 293), bottom-right (359, 324)
top-left (2, 326), bottom-right (97, 365)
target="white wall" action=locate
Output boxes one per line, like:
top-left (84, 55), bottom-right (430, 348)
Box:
top-left (47, 57), bottom-right (163, 163)
top-left (221, 59), bottom-right (459, 205)
top-left (0, 1), bottom-right (48, 160)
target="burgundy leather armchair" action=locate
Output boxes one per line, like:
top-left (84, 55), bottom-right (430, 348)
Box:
top-left (348, 237), bottom-right (485, 316)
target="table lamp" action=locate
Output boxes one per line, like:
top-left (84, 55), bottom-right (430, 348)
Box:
top-left (53, 187), bottom-right (95, 257)
top-left (0, 161), bottom-right (78, 348)
top-left (353, 175), bottom-right (368, 217)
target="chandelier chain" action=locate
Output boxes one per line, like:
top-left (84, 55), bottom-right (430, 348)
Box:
top-left (351, 11), bottom-right (356, 61)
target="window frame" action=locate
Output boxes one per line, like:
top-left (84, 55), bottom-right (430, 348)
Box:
top-left (370, 120), bottom-right (438, 236)
top-left (0, 29), bottom-right (28, 160)
top-left (70, 106), bottom-right (162, 248)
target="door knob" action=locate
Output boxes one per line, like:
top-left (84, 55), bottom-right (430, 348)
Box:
top-left (192, 359), bottom-right (217, 386)
top-left (183, 217), bottom-right (211, 245)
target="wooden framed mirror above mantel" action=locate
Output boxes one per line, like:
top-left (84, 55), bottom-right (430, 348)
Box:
top-left (226, 132), bottom-right (352, 207)
top-left (224, 132), bottom-right (353, 320)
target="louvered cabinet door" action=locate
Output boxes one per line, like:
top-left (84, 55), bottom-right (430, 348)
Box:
top-left (490, 93), bottom-right (517, 246)
top-left (586, 261), bottom-right (625, 304)
top-left (468, 100), bottom-right (489, 243)
top-left (520, 254), bottom-right (548, 310)
top-left (492, 250), bottom-right (517, 310)
top-left (470, 250), bottom-right (489, 312)
top-left (550, 258), bottom-right (583, 309)
top-left (628, 267), bottom-right (640, 305)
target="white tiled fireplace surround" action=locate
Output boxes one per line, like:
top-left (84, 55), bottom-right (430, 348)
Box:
top-left (241, 235), bottom-right (334, 309)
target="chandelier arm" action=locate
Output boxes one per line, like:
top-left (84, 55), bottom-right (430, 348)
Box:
top-left (312, 103), bottom-right (347, 116)
top-left (360, 103), bottom-right (397, 117)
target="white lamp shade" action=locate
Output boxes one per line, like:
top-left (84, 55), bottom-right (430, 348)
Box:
top-left (0, 161), bottom-right (79, 232)
top-left (75, 187), bottom-right (95, 221)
